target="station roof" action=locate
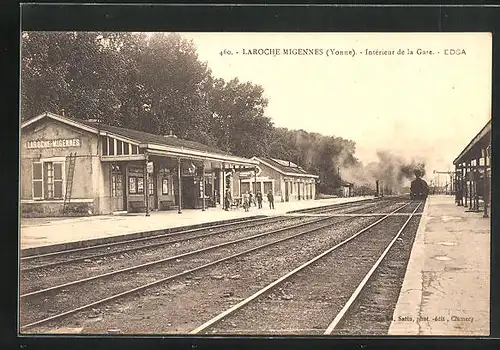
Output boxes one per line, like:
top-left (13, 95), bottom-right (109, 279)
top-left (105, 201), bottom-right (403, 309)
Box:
top-left (21, 112), bottom-right (258, 166)
top-left (253, 157), bottom-right (319, 178)
top-left (453, 120), bottom-right (491, 165)
top-left (80, 120), bottom-right (226, 155)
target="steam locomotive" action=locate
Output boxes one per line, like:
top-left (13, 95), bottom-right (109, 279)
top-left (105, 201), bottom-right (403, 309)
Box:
top-left (410, 177), bottom-right (429, 200)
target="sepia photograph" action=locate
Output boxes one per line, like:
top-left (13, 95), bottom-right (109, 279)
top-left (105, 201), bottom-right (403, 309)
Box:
top-left (19, 31), bottom-right (491, 337)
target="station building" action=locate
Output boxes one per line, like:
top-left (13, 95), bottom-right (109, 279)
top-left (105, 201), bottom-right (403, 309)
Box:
top-left (20, 112), bottom-right (259, 217)
top-left (240, 157), bottom-right (318, 202)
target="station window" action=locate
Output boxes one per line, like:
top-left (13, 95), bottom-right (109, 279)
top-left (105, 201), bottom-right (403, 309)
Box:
top-left (101, 136), bottom-right (108, 155)
top-left (149, 180), bottom-right (154, 195)
top-left (129, 176), bottom-right (137, 194)
top-left (162, 178), bottom-right (169, 195)
top-left (129, 176), bottom-right (144, 195)
top-left (32, 161), bottom-right (64, 200)
top-left (264, 181), bottom-right (273, 195)
top-left (117, 140), bottom-right (123, 155)
top-left (132, 145), bottom-right (138, 154)
top-left (123, 142), bottom-right (129, 155)
top-left (137, 177), bottom-right (144, 193)
top-left (109, 138), bottom-right (115, 155)
top-left (241, 182), bottom-right (250, 194)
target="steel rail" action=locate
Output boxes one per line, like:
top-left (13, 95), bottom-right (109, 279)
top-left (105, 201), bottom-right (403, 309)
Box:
top-left (304, 197), bottom-right (407, 215)
top-left (285, 213), bottom-right (422, 217)
top-left (20, 201), bottom-right (412, 331)
top-left (293, 198), bottom-right (380, 214)
top-left (189, 201), bottom-right (415, 334)
top-left (20, 216), bottom-right (295, 272)
top-left (21, 215), bottom-right (273, 261)
top-left (21, 216), bottom-right (334, 298)
top-left (21, 198), bottom-right (383, 266)
top-left (323, 201), bottom-right (422, 334)
top-left (22, 199), bottom-right (402, 272)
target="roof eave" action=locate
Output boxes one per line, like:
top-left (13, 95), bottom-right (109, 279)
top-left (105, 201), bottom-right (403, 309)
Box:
top-left (21, 111), bottom-right (100, 135)
top-left (253, 157), bottom-right (319, 178)
top-left (453, 120), bottom-right (491, 165)
top-left (145, 143), bottom-right (258, 166)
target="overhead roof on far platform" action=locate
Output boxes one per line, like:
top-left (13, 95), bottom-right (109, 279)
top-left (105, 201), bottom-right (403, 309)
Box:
top-left (453, 120), bottom-right (491, 165)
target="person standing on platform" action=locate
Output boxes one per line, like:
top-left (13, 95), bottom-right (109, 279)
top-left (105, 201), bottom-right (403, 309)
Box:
top-left (243, 191), bottom-right (250, 212)
top-left (224, 189), bottom-right (231, 211)
top-left (267, 190), bottom-right (275, 209)
top-left (249, 191), bottom-right (253, 207)
top-left (256, 190), bottom-right (263, 209)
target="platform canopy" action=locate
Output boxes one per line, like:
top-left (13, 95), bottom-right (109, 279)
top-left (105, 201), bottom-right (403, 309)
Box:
top-left (453, 120), bottom-right (491, 166)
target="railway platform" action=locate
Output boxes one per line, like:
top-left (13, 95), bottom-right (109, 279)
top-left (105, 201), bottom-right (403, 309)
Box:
top-left (389, 195), bottom-right (490, 336)
top-left (20, 196), bottom-right (372, 252)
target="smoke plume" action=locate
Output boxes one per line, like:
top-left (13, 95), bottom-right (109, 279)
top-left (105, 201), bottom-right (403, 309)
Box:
top-left (340, 150), bottom-right (426, 194)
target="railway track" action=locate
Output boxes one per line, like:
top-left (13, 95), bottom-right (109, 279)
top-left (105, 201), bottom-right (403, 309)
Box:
top-left (290, 197), bottom-right (381, 214)
top-left (21, 198), bottom-right (395, 272)
top-left (190, 200), bottom-right (423, 335)
top-left (20, 199), bottom-right (403, 294)
top-left (20, 215), bottom-right (305, 272)
top-left (21, 198), bottom-right (400, 274)
top-left (20, 199), bottom-right (410, 332)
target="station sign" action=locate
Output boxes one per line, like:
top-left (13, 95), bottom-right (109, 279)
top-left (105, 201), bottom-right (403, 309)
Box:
top-left (239, 171), bottom-right (253, 178)
top-left (26, 138), bottom-right (81, 149)
top-left (146, 161), bottom-right (154, 174)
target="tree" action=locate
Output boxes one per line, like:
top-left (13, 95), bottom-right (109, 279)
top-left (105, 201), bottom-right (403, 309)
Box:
top-left (208, 77), bottom-right (274, 156)
top-left (21, 31), bottom-right (365, 194)
top-left (21, 31), bottom-right (137, 124)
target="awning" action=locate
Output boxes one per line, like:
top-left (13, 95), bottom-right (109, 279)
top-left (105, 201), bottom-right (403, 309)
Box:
top-left (453, 120), bottom-right (491, 165)
top-left (146, 147), bottom-right (258, 168)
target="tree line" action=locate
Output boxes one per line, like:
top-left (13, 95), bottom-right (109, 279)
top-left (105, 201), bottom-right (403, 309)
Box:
top-left (21, 32), bottom-right (362, 194)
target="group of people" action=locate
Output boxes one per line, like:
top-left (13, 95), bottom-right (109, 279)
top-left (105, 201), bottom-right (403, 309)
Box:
top-left (224, 189), bottom-right (274, 211)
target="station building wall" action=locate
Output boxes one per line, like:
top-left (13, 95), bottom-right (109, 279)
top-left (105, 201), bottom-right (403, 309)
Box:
top-left (20, 119), bottom-right (103, 217)
top-left (246, 162), bottom-right (316, 202)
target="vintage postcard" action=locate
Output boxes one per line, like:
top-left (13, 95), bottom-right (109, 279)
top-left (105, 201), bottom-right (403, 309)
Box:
top-left (19, 32), bottom-right (491, 336)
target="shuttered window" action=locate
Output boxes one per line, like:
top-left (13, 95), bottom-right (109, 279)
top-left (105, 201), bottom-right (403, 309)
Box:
top-left (32, 162), bottom-right (43, 199)
top-left (32, 161), bottom-right (64, 200)
top-left (53, 163), bottom-right (63, 199)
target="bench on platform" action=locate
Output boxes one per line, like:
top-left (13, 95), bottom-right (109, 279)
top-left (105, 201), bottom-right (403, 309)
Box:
top-left (160, 200), bottom-right (175, 210)
top-left (129, 201), bottom-right (146, 213)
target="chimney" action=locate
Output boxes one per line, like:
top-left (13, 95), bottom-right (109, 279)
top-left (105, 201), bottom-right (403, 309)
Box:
top-left (164, 130), bottom-right (177, 138)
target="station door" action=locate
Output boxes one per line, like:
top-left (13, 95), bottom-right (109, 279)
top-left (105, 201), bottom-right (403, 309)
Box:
top-left (111, 165), bottom-right (125, 211)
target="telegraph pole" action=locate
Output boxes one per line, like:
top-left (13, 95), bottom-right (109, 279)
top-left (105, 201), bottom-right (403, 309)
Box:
top-left (434, 170), bottom-right (456, 195)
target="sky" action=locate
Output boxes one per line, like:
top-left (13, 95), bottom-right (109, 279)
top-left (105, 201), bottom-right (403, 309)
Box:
top-left (179, 32), bottom-right (491, 182)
